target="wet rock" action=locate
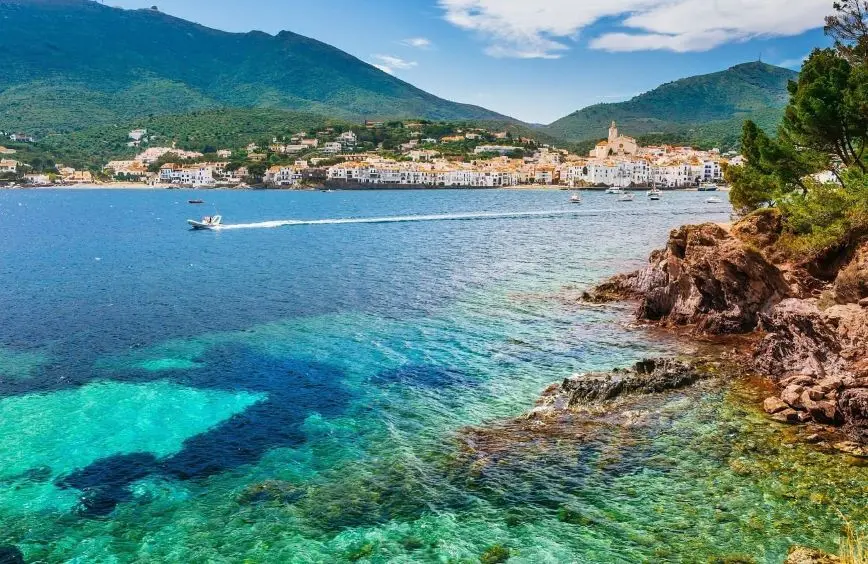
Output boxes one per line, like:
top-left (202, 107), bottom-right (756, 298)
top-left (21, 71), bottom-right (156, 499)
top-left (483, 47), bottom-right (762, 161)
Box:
top-left (557, 359), bottom-right (709, 406)
top-left (770, 409), bottom-right (801, 424)
top-left (0, 546), bottom-right (24, 564)
top-left (588, 223), bottom-right (791, 334)
top-left (833, 440), bottom-right (868, 457)
top-left (832, 242), bottom-right (868, 304)
top-left (763, 397), bottom-right (788, 414)
top-left (785, 546), bottom-right (841, 563)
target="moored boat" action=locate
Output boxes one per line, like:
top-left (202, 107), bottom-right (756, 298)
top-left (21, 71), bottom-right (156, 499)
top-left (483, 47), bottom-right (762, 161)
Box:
top-left (618, 193), bottom-right (635, 202)
top-left (570, 192), bottom-right (582, 204)
top-left (705, 196), bottom-right (723, 204)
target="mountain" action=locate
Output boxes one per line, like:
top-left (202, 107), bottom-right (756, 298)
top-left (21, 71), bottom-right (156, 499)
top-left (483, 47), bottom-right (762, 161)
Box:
top-left (544, 62), bottom-right (797, 148)
top-left (0, 0), bottom-right (513, 135)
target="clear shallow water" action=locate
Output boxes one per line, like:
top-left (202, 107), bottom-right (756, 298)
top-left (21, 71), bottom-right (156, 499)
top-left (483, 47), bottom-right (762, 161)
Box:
top-left (0, 189), bottom-right (864, 562)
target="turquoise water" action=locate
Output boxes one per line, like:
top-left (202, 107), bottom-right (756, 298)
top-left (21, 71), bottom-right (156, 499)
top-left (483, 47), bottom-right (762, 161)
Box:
top-left (0, 189), bottom-right (864, 562)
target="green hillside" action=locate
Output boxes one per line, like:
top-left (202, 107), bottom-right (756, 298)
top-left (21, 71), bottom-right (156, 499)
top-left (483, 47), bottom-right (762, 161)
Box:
top-left (544, 62), bottom-right (797, 148)
top-left (0, 0), bottom-right (512, 135)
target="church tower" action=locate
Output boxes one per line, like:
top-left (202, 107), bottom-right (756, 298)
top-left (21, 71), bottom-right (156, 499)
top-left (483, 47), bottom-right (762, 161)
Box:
top-left (608, 121), bottom-right (618, 144)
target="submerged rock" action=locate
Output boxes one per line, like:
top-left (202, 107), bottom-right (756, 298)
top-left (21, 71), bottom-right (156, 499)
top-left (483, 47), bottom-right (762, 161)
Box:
top-left (237, 480), bottom-right (306, 505)
top-left (586, 223), bottom-right (791, 334)
top-left (0, 546), bottom-right (24, 564)
top-left (555, 359), bottom-right (709, 407)
top-left (785, 546), bottom-right (841, 564)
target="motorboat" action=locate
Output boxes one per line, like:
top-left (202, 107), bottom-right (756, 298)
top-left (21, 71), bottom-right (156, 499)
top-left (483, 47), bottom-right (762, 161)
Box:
top-left (187, 215), bottom-right (223, 230)
top-left (570, 192), bottom-right (582, 204)
top-left (647, 188), bottom-right (662, 200)
top-left (706, 197), bottom-right (723, 204)
top-left (698, 183), bottom-right (719, 192)
top-left (605, 187), bottom-right (623, 194)
top-left (618, 193), bottom-right (635, 202)
top-left (188, 199), bottom-right (205, 204)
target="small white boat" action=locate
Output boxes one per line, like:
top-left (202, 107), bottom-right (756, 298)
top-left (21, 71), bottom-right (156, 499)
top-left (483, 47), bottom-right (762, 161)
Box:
top-left (187, 215), bottom-right (223, 230)
top-left (570, 192), bottom-right (582, 204)
top-left (647, 188), bottom-right (662, 200)
top-left (698, 183), bottom-right (719, 192)
top-left (605, 187), bottom-right (623, 194)
top-left (706, 197), bottom-right (723, 204)
top-left (618, 193), bottom-right (635, 202)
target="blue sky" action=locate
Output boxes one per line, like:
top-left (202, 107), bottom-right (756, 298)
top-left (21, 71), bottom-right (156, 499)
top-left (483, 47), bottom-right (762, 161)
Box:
top-left (106, 0), bottom-right (832, 123)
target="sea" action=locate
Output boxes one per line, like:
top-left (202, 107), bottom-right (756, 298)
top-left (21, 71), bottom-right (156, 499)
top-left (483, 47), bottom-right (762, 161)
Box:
top-left (0, 188), bottom-right (865, 563)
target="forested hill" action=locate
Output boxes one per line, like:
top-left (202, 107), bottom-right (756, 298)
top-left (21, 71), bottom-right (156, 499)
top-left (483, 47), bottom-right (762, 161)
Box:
top-left (544, 62), bottom-right (797, 147)
top-left (0, 0), bottom-right (513, 134)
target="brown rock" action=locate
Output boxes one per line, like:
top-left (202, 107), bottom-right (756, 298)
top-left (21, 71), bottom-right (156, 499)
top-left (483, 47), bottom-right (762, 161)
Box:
top-left (832, 242), bottom-right (868, 304)
top-left (816, 377), bottom-right (843, 393)
top-left (771, 408), bottom-right (802, 424)
top-left (833, 441), bottom-right (868, 457)
top-left (763, 397), bottom-right (788, 414)
top-left (754, 299), bottom-right (846, 381)
top-left (785, 546), bottom-right (842, 564)
top-left (806, 399), bottom-right (842, 425)
top-left (587, 223), bottom-right (791, 334)
top-left (781, 385), bottom-right (805, 409)
top-left (731, 209), bottom-right (783, 250)
top-left (860, 297), bottom-right (868, 307)
top-left (838, 388), bottom-right (868, 443)
top-left (805, 388), bottom-right (826, 401)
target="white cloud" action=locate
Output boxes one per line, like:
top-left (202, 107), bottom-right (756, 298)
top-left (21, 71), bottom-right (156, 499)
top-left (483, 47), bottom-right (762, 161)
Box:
top-left (402, 37), bottom-right (433, 49)
top-left (371, 55), bottom-right (418, 75)
top-left (438, 0), bottom-right (830, 57)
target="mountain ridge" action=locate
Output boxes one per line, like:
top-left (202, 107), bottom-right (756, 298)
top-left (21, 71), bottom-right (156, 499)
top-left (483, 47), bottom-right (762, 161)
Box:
top-left (543, 62), bottom-right (798, 147)
top-left (0, 0), bottom-right (514, 134)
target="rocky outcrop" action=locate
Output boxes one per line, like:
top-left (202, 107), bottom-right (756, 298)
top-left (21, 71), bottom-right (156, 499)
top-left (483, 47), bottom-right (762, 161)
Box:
top-left (551, 359), bottom-right (709, 407)
top-left (583, 221), bottom-right (868, 444)
top-left (832, 242), bottom-right (868, 304)
top-left (585, 223), bottom-right (791, 334)
top-left (731, 208), bottom-right (783, 251)
top-left (755, 298), bottom-right (868, 442)
top-left (459, 358), bottom-right (725, 465)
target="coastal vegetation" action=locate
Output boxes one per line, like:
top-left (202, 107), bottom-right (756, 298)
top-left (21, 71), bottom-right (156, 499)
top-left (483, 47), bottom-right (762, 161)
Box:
top-left (727, 1), bottom-right (868, 259)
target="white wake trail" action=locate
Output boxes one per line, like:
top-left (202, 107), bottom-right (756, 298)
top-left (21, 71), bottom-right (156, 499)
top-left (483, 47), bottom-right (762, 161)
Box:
top-left (202, 207), bottom-right (729, 231)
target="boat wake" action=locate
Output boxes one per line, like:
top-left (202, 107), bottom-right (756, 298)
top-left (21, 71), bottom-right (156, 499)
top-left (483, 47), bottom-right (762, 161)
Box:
top-left (203, 207), bottom-right (729, 231)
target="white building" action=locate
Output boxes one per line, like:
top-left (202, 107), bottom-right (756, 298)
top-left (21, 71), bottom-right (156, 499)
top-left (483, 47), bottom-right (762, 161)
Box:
top-left (323, 142), bottom-right (343, 154)
top-left (0, 159), bottom-right (19, 173)
top-left (338, 131), bottom-right (357, 146)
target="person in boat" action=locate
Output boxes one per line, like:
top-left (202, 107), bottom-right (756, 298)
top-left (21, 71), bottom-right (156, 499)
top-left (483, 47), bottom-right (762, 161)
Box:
top-left (204, 216), bottom-right (212, 224)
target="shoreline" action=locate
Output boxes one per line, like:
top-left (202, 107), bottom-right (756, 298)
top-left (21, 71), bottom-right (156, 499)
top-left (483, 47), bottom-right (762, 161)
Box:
top-left (3, 183), bottom-right (730, 192)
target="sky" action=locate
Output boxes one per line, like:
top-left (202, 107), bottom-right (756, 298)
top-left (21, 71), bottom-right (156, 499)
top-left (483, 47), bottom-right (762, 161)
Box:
top-left (105, 0), bottom-right (833, 124)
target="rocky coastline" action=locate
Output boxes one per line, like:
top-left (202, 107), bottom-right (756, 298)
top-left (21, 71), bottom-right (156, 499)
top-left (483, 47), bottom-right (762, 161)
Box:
top-left (458, 214), bottom-right (867, 561)
top-left (580, 215), bottom-right (868, 449)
